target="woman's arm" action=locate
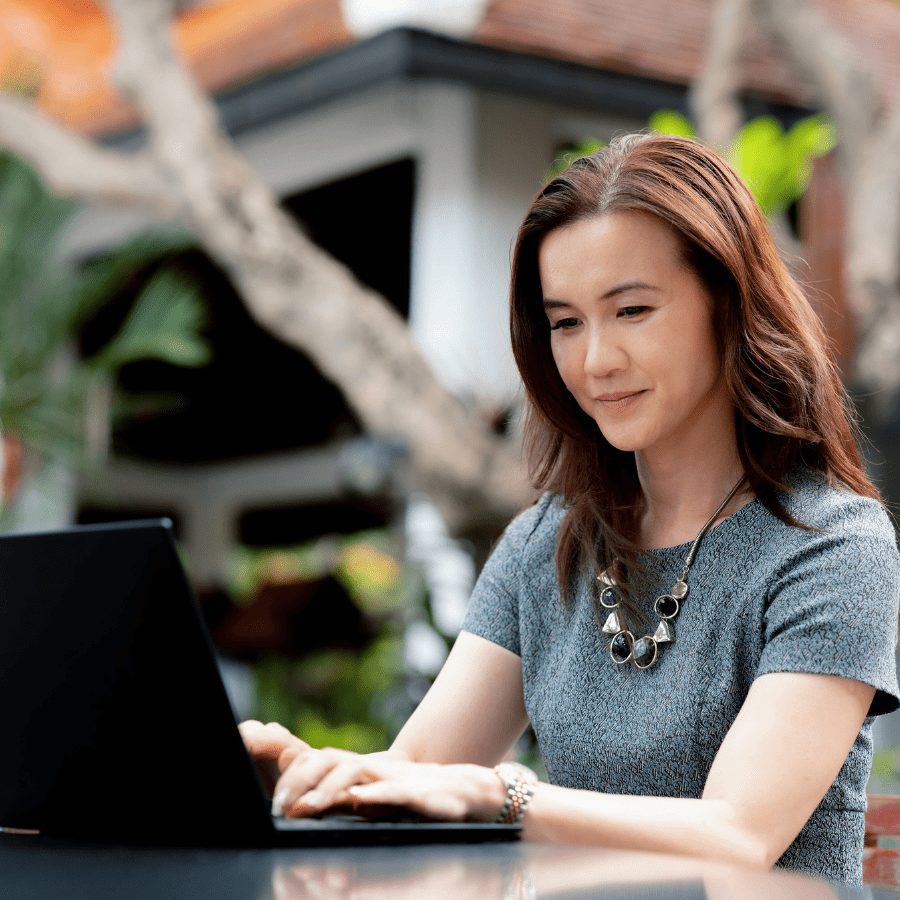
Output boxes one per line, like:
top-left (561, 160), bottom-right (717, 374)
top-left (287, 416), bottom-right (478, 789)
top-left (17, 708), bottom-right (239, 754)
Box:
top-left (272, 667), bottom-right (873, 871)
top-left (519, 670), bottom-right (874, 867)
top-left (389, 631), bottom-right (529, 765)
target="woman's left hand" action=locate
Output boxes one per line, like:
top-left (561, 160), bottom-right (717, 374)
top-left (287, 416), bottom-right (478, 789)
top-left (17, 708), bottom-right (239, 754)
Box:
top-left (272, 752), bottom-right (507, 823)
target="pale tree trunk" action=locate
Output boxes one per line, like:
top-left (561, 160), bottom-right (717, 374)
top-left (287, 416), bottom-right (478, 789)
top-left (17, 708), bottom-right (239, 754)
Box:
top-left (689, 0), bottom-right (749, 150)
top-left (754, 0), bottom-right (900, 403)
top-left (0, 0), bottom-right (531, 539)
top-left (689, 0), bottom-right (805, 268)
top-left (694, 0), bottom-right (900, 403)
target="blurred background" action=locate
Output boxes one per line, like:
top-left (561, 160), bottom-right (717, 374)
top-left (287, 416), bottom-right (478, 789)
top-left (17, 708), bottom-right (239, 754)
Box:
top-left (0, 0), bottom-right (897, 788)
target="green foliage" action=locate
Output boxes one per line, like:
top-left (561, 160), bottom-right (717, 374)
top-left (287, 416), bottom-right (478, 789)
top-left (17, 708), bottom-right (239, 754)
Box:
top-left (236, 531), bottom-right (420, 753)
top-left (90, 269), bottom-right (209, 370)
top-left (732, 115), bottom-right (835, 216)
top-left (0, 151), bottom-right (210, 467)
top-left (647, 110), bottom-right (696, 138)
top-left (548, 138), bottom-right (606, 179)
top-left (228, 530), bottom-right (409, 614)
top-left (872, 747), bottom-right (899, 778)
top-left (647, 110), bottom-right (836, 218)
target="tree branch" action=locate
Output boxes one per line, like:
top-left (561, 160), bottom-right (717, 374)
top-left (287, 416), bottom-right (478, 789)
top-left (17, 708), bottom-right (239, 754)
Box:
top-left (689, 0), bottom-right (751, 151)
top-left (754, 0), bottom-right (879, 183)
top-left (0, 92), bottom-right (180, 215)
top-left (102, 0), bottom-right (529, 533)
top-left (692, 0), bottom-right (806, 268)
top-left (754, 0), bottom-right (900, 396)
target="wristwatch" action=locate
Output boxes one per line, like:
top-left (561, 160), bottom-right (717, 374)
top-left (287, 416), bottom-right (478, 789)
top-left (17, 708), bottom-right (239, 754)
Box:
top-left (493, 761), bottom-right (539, 824)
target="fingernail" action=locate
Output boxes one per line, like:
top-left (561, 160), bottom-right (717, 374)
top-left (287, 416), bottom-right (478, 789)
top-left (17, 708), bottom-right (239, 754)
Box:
top-left (272, 789), bottom-right (289, 816)
top-left (300, 791), bottom-right (322, 808)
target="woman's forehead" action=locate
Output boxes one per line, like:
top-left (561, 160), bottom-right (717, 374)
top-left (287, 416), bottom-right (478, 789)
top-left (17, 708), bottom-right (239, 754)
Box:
top-left (538, 212), bottom-right (684, 291)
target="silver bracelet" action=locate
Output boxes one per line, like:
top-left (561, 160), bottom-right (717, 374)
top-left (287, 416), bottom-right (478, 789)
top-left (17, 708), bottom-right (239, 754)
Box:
top-left (493, 762), bottom-right (538, 824)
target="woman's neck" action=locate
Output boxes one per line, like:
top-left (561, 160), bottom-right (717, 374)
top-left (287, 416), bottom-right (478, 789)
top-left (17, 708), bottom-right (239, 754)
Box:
top-left (634, 424), bottom-right (751, 550)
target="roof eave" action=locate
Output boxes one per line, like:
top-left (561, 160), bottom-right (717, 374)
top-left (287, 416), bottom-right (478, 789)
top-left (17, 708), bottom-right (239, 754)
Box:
top-left (105, 26), bottom-right (815, 148)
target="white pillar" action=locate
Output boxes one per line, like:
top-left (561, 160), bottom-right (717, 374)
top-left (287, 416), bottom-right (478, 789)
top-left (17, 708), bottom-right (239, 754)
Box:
top-left (408, 82), bottom-right (520, 402)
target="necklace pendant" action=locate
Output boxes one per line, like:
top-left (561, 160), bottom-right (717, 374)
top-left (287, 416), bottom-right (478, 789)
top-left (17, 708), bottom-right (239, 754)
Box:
top-left (599, 585), bottom-right (620, 608)
top-left (609, 631), bottom-right (633, 665)
top-left (672, 579), bottom-right (688, 600)
top-left (632, 636), bottom-right (658, 669)
top-left (597, 568), bottom-right (616, 588)
top-left (601, 610), bottom-right (623, 635)
top-left (654, 594), bottom-right (679, 619)
top-left (653, 619), bottom-right (675, 644)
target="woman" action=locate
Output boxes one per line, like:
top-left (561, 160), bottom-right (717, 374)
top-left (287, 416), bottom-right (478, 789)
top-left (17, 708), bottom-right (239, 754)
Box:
top-left (241, 133), bottom-right (899, 884)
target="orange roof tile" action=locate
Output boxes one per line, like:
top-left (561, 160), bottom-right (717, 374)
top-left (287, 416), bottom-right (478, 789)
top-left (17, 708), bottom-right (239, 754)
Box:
top-left (0, 0), bottom-right (352, 134)
top-left (476, 0), bottom-right (900, 106)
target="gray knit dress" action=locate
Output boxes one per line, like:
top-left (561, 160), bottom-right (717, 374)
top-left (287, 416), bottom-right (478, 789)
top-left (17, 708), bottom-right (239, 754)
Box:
top-left (461, 468), bottom-right (900, 885)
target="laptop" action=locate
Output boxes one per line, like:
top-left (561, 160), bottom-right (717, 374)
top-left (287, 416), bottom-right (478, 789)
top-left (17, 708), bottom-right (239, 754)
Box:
top-left (0, 519), bottom-right (519, 847)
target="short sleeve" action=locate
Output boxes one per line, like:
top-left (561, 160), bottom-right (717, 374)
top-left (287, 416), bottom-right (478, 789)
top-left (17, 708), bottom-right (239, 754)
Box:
top-left (756, 498), bottom-right (900, 717)
top-left (460, 494), bottom-right (554, 656)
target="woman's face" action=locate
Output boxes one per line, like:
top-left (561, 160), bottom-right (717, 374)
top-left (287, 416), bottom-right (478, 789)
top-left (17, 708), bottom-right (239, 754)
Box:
top-left (539, 210), bottom-right (732, 457)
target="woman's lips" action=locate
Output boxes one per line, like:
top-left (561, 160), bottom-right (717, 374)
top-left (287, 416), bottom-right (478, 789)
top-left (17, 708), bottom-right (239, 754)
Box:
top-left (595, 390), bottom-right (646, 409)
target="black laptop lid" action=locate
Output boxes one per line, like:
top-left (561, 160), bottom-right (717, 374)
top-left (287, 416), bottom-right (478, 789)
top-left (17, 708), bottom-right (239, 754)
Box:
top-left (0, 520), bottom-right (274, 845)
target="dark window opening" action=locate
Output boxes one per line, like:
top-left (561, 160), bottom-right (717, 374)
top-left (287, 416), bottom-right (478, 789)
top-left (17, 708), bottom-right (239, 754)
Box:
top-left (77, 157), bottom-right (416, 466)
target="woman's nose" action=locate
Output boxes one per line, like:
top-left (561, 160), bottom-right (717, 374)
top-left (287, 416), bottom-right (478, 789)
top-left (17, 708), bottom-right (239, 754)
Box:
top-left (584, 325), bottom-right (627, 377)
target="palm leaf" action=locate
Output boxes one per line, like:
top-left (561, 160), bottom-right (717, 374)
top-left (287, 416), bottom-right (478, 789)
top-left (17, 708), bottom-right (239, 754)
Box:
top-left (71, 228), bottom-right (197, 323)
top-left (0, 150), bottom-right (211, 469)
top-left (89, 267), bottom-right (210, 372)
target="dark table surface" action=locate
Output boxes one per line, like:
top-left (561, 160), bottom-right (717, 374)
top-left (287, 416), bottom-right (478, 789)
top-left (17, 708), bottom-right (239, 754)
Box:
top-left (0, 832), bottom-right (890, 900)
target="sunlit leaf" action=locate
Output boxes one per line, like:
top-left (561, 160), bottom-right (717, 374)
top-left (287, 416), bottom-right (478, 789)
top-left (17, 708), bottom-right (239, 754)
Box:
top-left (729, 114), bottom-right (836, 217)
top-left (547, 138), bottom-right (606, 178)
top-left (89, 268), bottom-right (210, 370)
top-left (732, 116), bottom-right (787, 215)
top-left (648, 110), bottom-right (696, 138)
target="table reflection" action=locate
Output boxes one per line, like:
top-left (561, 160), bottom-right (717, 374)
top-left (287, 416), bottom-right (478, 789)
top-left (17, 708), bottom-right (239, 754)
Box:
top-left (0, 834), bottom-right (863, 899)
top-left (267, 843), bottom-right (847, 900)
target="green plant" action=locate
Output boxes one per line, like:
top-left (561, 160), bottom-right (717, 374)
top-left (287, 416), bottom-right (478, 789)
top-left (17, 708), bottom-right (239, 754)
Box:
top-left (547, 112), bottom-right (835, 221)
top-left (649, 110), bottom-right (835, 217)
top-left (548, 138), bottom-right (607, 178)
top-left (231, 530), bottom-right (421, 752)
top-left (0, 150), bottom-right (210, 469)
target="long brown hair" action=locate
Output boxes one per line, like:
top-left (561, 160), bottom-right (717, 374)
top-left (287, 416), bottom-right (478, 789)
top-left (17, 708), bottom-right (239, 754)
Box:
top-left (510, 132), bottom-right (879, 619)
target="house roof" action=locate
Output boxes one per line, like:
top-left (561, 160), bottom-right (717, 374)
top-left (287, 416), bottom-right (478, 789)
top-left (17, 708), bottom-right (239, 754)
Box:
top-left (476, 0), bottom-right (900, 107)
top-left (0, 0), bottom-right (896, 136)
top-left (0, 0), bottom-right (353, 134)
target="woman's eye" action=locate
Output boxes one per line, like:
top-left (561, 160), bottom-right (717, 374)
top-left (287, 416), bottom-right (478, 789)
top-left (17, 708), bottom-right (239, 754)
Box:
top-left (617, 306), bottom-right (649, 319)
top-left (549, 317), bottom-right (579, 331)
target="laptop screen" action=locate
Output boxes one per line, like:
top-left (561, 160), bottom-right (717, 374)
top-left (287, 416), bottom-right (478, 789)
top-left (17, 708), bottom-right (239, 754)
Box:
top-left (0, 520), bottom-right (274, 845)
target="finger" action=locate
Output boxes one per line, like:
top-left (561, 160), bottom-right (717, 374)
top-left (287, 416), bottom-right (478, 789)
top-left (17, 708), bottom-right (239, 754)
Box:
top-left (263, 721), bottom-right (310, 750)
top-left (277, 742), bottom-right (306, 772)
top-left (287, 758), bottom-right (380, 814)
top-left (273, 749), bottom-right (349, 816)
top-left (348, 781), bottom-right (467, 822)
top-left (240, 721), bottom-right (309, 760)
top-left (239, 720), bottom-right (283, 754)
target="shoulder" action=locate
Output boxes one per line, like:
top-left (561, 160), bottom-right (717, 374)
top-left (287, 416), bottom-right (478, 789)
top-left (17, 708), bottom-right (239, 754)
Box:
top-left (760, 467), bottom-right (898, 586)
top-left (495, 492), bottom-right (565, 562)
top-left (775, 467), bottom-right (896, 548)
top-left (506, 491), bottom-right (565, 538)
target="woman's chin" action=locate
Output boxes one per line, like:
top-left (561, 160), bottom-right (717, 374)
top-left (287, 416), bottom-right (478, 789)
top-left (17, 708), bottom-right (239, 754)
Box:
top-left (594, 424), bottom-right (649, 454)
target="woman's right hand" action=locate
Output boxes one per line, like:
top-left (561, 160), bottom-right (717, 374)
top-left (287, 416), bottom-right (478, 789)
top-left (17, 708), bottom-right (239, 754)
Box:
top-left (238, 719), bottom-right (312, 798)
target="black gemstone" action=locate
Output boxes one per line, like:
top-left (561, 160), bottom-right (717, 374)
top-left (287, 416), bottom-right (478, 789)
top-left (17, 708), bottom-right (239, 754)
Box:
top-left (610, 631), bottom-right (633, 664)
top-left (633, 637), bottom-right (658, 669)
top-left (600, 586), bottom-right (619, 607)
top-left (655, 595), bottom-right (679, 618)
